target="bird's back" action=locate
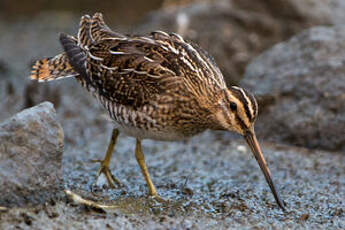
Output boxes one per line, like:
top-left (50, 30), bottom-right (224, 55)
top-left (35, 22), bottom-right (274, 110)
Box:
top-left (31, 13), bottom-right (228, 140)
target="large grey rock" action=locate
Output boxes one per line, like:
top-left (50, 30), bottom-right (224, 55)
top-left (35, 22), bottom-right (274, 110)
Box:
top-left (136, 0), bottom-right (345, 86)
top-left (231, 0), bottom-right (345, 26)
top-left (242, 26), bottom-right (345, 152)
top-left (0, 102), bottom-right (64, 207)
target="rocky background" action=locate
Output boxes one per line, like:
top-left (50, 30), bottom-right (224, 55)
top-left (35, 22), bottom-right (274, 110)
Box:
top-left (0, 0), bottom-right (344, 229)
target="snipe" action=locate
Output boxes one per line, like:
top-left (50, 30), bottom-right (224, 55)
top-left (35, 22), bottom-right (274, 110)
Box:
top-left (30, 13), bottom-right (285, 210)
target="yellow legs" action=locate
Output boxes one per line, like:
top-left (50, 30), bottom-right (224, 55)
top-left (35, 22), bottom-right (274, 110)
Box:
top-left (92, 129), bottom-right (121, 188)
top-left (92, 130), bottom-right (159, 198)
top-left (135, 138), bottom-right (158, 197)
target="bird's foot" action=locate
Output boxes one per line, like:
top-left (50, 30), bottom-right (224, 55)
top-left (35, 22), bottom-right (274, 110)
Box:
top-left (90, 159), bottom-right (122, 189)
top-left (148, 194), bottom-right (168, 204)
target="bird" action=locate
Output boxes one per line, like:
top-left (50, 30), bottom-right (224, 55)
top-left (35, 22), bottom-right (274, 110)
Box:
top-left (30, 13), bottom-right (285, 210)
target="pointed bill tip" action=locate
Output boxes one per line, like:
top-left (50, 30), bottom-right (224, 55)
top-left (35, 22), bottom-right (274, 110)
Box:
top-left (244, 131), bottom-right (285, 211)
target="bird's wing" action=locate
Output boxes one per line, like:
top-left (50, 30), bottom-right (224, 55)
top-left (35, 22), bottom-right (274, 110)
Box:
top-left (85, 32), bottom-right (183, 108)
top-left (80, 13), bottom-right (226, 108)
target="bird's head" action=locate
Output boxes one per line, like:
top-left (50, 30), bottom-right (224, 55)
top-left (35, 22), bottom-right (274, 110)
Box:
top-left (211, 86), bottom-right (285, 210)
top-left (213, 86), bottom-right (258, 135)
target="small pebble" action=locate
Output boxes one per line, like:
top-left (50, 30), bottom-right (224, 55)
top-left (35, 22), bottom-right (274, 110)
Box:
top-left (236, 145), bottom-right (247, 153)
top-left (298, 213), bottom-right (310, 222)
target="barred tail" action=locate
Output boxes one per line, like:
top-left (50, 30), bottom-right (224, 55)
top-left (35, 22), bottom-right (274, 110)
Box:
top-left (30, 53), bottom-right (78, 82)
top-left (30, 13), bottom-right (111, 82)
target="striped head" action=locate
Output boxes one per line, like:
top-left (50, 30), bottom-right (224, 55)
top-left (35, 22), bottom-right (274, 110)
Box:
top-left (212, 86), bottom-right (285, 210)
top-left (213, 86), bottom-right (258, 135)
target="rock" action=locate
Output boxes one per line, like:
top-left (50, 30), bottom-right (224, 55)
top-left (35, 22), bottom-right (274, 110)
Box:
top-left (135, 0), bottom-right (345, 86)
top-left (0, 102), bottom-right (64, 207)
top-left (242, 26), bottom-right (345, 152)
top-left (231, 0), bottom-right (345, 26)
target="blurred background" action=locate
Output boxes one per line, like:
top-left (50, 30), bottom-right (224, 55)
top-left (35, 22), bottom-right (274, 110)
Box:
top-left (0, 0), bottom-right (163, 25)
top-left (0, 0), bottom-right (345, 150)
top-left (1, 0), bottom-right (344, 151)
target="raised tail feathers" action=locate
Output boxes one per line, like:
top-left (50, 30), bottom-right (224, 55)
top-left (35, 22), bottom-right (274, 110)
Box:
top-left (30, 53), bottom-right (78, 82)
top-left (30, 13), bottom-right (116, 82)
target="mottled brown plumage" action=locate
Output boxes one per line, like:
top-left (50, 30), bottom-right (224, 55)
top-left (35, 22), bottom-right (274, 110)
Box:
top-left (30, 13), bottom-right (285, 210)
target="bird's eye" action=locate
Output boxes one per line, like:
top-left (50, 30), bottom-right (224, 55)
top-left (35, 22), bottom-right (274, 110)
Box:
top-left (230, 102), bottom-right (237, 111)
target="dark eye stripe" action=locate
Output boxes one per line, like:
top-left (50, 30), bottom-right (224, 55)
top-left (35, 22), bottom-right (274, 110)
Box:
top-left (249, 93), bottom-right (258, 119)
top-left (230, 87), bottom-right (252, 121)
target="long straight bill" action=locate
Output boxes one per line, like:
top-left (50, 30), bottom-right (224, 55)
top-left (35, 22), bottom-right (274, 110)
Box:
top-left (245, 131), bottom-right (285, 210)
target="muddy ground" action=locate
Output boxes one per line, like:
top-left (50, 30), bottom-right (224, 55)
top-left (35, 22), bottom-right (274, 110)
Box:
top-left (0, 6), bottom-right (344, 230)
top-left (1, 121), bottom-right (344, 229)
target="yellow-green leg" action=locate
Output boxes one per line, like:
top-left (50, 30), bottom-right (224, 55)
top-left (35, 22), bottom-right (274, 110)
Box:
top-left (92, 129), bottom-right (121, 188)
top-left (135, 139), bottom-right (158, 197)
